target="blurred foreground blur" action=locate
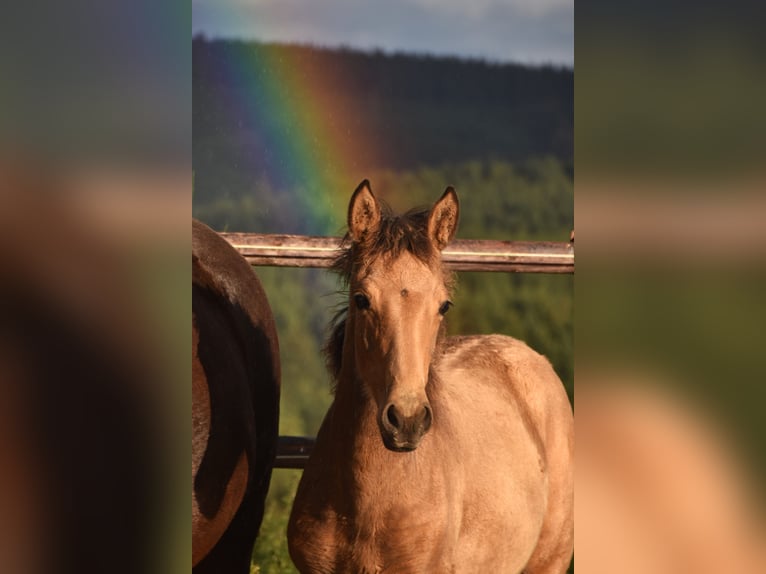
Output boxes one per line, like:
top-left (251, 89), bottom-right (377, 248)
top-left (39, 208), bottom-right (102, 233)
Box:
top-left (577, 375), bottom-right (766, 573)
top-left (0, 3), bottom-right (189, 572)
top-left (577, 1), bottom-right (766, 571)
top-left (0, 164), bottom-right (189, 574)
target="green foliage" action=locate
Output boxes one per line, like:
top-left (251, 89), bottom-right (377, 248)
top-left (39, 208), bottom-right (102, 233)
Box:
top-left (255, 267), bottom-right (341, 437)
top-left (370, 157), bottom-right (573, 241)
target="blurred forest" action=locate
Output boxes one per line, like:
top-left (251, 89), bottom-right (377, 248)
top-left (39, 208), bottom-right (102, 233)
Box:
top-left (192, 38), bottom-right (573, 573)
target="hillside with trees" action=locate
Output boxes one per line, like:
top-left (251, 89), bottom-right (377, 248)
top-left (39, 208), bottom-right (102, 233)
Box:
top-left (193, 37), bottom-right (572, 207)
top-left (192, 38), bottom-right (573, 573)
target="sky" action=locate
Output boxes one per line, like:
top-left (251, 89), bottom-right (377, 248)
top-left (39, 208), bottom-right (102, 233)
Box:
top-left (192, 0), bottom-right (573, 66)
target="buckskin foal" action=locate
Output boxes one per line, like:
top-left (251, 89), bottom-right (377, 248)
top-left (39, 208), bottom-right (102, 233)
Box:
top-left (192, 219), bottom-right (281, 573)
top-left (288, 182), bottom-right (573, 573)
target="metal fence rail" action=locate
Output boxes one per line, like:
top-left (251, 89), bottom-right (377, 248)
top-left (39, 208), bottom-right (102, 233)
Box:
top-left (221, 233), bottom-right (575, 273)
top-left (222, 232), bottom-right (574, 468)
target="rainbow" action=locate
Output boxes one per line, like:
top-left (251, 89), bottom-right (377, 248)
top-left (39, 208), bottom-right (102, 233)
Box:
top-left (210, 40), bottom-right (383, 235)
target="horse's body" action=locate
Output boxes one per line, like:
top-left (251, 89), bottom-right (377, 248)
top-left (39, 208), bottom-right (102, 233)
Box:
top-left (192, 219), bottom-right (281, 573)
top-left (288, 183), bottom-right (573, 573)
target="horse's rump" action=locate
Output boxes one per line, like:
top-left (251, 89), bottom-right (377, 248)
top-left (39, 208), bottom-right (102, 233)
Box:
top-left (192, 219), bottom-right (281, 573)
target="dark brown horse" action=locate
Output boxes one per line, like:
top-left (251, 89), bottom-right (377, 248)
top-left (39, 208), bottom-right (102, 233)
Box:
top-left (192, 219), bottom-right (281, 573)
top-left (288, 182), bottom-right (573, 573)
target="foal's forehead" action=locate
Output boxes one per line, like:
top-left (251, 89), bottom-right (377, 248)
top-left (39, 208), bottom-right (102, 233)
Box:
top-left (359, 251), bottom-right (443, 293)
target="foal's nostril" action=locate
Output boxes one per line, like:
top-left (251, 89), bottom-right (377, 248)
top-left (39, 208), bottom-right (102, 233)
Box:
top-left (422, 404), bottom-right (433, 431)
top-left (386, 404), bottom-right (401, 429)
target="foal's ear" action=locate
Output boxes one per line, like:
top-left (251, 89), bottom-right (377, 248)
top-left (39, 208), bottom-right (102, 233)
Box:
top-left (348, 180), bottom-right (381, 242)
top-left (428, 187), bottom-right (460, 250)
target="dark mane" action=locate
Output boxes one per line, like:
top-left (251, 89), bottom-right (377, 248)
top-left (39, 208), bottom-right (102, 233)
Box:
top-left (330, 204), bottom-right (436, 284)
top-left (324, 204), bottom-right (455, 382)
top-left (324, 310), bottom-right (347, 383)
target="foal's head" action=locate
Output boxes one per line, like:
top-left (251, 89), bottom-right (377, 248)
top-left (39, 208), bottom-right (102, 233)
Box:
top-left (334, 180), bottom-right (459, 452)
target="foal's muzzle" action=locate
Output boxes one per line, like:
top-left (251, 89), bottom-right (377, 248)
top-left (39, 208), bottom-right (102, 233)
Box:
top-left (379, 400), bottom-right (433, 452)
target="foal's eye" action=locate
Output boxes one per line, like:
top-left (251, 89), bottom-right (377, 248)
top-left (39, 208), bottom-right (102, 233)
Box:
top-left (354, 293), bottom-right (371, 310)
top-left (438, 301), bottom-right (453, 315)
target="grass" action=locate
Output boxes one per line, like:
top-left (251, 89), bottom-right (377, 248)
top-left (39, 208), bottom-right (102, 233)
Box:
top-left (251, 469), bottom-right (302, 573)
